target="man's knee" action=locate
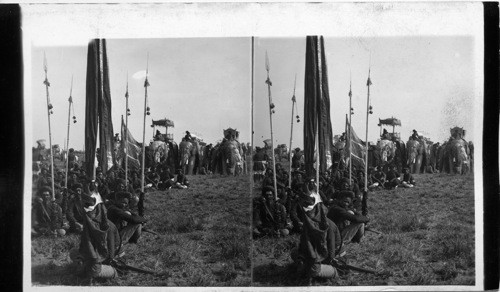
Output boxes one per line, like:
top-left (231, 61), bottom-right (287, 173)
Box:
top-left (86, 263), bottom-right (117, 279)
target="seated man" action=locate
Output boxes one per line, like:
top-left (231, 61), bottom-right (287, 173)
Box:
top-left (369, 166), bottom-right (386, 190)
top-left (253, 186), bottom-right (289, 237)
top-left (32, 186), bottom-right (65, 237)
top-left (176, 169), bottom-right (190, 189)
top-left (400, 167), bottom-right (416, 188)
top-left (384, 165), bottom-right (401, 189)
top-left (69, 180), bottom-right (121, 280)
top-left (107, 192), bottom-right (148, 246)
top-left (291, 187), bottom-right (341, 283)
top-left (158, 166), bottom-right (176, 190)
top-left (327, 192), bottom-right (369, 245)
top-left (66, 183), bottom-right (85, 233)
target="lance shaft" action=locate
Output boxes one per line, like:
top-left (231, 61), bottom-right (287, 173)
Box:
top-left (265, 53), bottom-right (278, 200)
top-left (125, 79), bottom-right (129, 186)
top-left (364, 70), bottom-right (371, 192)
top-left (288, 77), bottom-right (296, 188)
top-left (315, 37), bottom-right (322, 194)
top-left (288, 98), bottom-right (294, 188)
top-left (43, 59), bottom-right (56, 201)
top-left (250, 37), bottom-right (254, 190)
top-left (141, 80), bottom-right (148, 193)
top-left (349, 81), bottom-right (352, 184)
top-left (64, 95), bottom-right (72, 189)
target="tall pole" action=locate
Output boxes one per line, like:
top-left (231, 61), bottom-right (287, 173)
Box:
top-left (141, 54), bottom-right (150, 193)
top-left (64, 75), bottom-right (74, 189)
top-left (288, 75), bottom-right (297, 188)
top-left (251, 37), bottom-right (254, 189)
top-left (125, 73), bottom-right (129, 186)
top-left (365, 63), bottom-right (373, 192)
top-left (43, 53), bottom-right (56, 200)
top-left (265, 52), bottom-right (278, 200)
top-left (348, 76), bottom-right (353, 184)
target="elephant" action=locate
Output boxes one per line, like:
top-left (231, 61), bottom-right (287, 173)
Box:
top-left (443, 138), bottom-right (470, 174)
top-left (377, 139), bottom-right (396, 166)
top-left (178, 138), bottom-right (200, 175)
top-left (274, 144), bottom-right (289, 162)
top-left (429, 142), bottom-right (441, 173)
top-left (151, 140), bottom-right (168, 167)
top-left (406, 138), bottom-right (427, 174)
top-left (221, 139), bottom-right (243, 176)
top-left (468, 141), bottom-right (474, 174)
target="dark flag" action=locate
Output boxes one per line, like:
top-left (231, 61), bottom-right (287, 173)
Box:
top-left (84, 39), bottom-right (115, 177)
top-left (346, 116), bottom-right (366, 170)
top-left (121, 116), bottom-right (141, 170)
top-left (303, 36), bottom-right (335, 177)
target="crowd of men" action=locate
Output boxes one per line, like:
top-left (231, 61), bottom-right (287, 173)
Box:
top-left (252, 146), bottom-right (417, 283)
top-left (31, 148), bottom-right (192, 280)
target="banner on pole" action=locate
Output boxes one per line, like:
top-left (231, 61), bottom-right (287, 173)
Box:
top-left (85, 39), bottom-right (115, 177)
top-left (303, 36), bottom-right (335, 177)
top-left (346, 117), bottom-right (367, 170)
top-left (121, 116), bottom-right (141, 170)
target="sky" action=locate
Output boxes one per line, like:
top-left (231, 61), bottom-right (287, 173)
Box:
top-left (31, 38), bottom-right (252, 149)
top-left (253, 36), bottom-right (477, 149)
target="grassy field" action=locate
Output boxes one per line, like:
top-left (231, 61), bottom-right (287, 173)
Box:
top-left (252, 172), bottom-right (476, 286)
top-left (31, 173), bottom-right (252, 287)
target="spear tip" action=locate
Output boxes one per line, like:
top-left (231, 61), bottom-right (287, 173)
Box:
top-left (265, 51), bottom-right (270, 72)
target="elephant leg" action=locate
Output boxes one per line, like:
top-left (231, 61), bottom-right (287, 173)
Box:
top-left (448, 157), bottom-right (454, 174)
top-left (188, 156), bottom-right (195, 175)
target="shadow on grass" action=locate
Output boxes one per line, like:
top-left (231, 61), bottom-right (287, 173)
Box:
top-left (32, 262), bottom-right (91, 286)
top-left (252, 262), bottom-right (305, 286)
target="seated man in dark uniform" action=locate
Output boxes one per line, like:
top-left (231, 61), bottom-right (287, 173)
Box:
top-left (253, 186), bottom-right (289, 237)
top-left (107, 192), bottom-right (148, 246)
top-left (327, 191), bottom-right (369, 245)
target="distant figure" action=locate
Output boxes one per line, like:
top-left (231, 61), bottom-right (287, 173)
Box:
top-left (411, 129), bottom-right (419, 141)
top-left (381, 129), bottom-right (390, 140)
top-left (400, 167), bottom-right (415, 188)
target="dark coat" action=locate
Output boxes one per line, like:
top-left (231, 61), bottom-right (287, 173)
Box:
top-left (297, 203), bottom-right (341, 264)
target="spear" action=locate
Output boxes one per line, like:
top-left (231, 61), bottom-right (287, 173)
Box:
top-left (64, 75), bottom-right (75, 189)
top-left (288, 74), bottom-right (298, 188)
top-left (125, 73), bottom-right (129, 186)
top-left (364, 56), bottom-right (373, 192)
top-left (250, 37), bottom-right (254, 189)
top-left (43, 53), bottom-right (56, 200)
top-left (265, 52), bottom-right (278, 200)
top-left (348, 73), bottom-right (353, 184)
top-left (141, 54), bottom-right (150, 193)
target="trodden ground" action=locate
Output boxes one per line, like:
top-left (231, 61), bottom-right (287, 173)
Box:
top-left (31, 173), bottom-right (252, 287)
top-left (252, 172), bottom-right (475, 286)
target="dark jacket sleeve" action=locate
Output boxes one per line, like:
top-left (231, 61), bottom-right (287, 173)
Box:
top-left (329, 205), bottom-right (369, 224)
top-left (108, 205), bottom-right (147, 224)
